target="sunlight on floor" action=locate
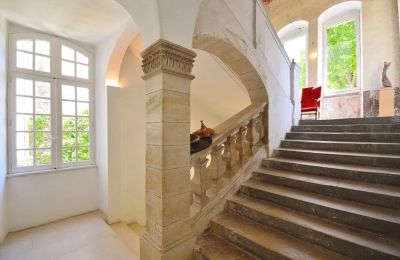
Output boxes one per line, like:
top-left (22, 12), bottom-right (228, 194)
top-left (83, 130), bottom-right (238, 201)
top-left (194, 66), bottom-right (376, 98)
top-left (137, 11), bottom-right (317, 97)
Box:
top-left (0, 211), bottom-right (140, 260)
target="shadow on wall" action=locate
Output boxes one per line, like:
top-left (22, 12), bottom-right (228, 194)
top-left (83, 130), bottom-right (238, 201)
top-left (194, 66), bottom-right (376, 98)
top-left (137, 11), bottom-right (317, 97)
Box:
top-left (191, 49), bottom-right (251, 132)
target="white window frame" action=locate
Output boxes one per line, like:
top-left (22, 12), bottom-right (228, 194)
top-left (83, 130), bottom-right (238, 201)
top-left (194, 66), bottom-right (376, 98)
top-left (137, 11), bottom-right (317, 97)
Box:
top-left (8, 32), bottom-right (95, 174)
top-left (322, 10), bottom-right (361, 96)
top-left (279, 23), bottom-right (309, 88)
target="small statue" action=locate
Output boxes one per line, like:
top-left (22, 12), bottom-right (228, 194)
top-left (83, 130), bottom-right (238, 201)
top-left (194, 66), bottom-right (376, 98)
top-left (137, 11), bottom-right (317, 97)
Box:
top-left (382, 61), bottom-right (393, 88)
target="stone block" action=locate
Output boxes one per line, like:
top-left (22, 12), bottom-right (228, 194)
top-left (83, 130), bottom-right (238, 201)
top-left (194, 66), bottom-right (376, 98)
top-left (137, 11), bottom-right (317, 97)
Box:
top-left (146, 122), bottom-right (190, 146)
top-left (146, 192), bottom-right (192, 227)
top-left (146, 166), bottom-right (191, 197)
top-left (146, 90), bottom-right (190, 123)
top-left (146, 144), bottom-right (190, 170)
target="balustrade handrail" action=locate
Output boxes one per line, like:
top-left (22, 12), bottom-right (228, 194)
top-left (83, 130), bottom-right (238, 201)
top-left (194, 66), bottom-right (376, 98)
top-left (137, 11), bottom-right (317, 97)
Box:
top-left (191, 102), bottom-right (267, 163)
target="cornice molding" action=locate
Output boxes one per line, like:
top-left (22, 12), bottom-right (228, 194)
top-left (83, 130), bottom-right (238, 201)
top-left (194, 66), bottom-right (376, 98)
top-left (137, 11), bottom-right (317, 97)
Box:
top-left (141, 39), bottom-right (197, 80)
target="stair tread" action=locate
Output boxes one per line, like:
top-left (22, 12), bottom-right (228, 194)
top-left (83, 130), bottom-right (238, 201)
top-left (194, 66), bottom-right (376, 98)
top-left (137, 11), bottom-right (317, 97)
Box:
top-left (283, 139), bottom-right (400, 146)
top-left (195, 233), bottom-right (259, 260)
top-left (289, 132), bottom-right (400, 135)
top-left (242, 179), bottom-right (400, 224)
top-left (253, 168), bottom-right (400, 197)
top-left (265, 157), bottom-right (400, 176)
top-left (300, 117), bottom-right (400, 125)
top-left (212, 212), bottom-right (347, 260)
top-left (229, 194), bottom-right (400, 257)
top-left (275, 147), bottom-right (400, 159)
top-left (296, 123), bottom-right (400, 127)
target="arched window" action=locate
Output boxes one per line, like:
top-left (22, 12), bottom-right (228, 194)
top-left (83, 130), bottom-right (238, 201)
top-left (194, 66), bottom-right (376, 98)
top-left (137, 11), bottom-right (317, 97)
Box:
top-left (8, 32), bottom-right (94, 173)
top-left (319, 1), bottom-right (361, 94)
top-left (278, 21), bottom-right (308, 88)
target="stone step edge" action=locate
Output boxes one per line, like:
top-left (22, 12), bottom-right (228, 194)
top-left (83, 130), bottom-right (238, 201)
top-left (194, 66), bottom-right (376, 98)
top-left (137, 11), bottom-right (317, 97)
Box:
top-left (227, 195), bottom-right (400, 259)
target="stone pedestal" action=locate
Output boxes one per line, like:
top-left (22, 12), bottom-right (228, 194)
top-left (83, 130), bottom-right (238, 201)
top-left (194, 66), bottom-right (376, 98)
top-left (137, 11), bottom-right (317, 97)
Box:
top-left (140, 39), bottom-right (197, 260)
top-left (379, 87), bottom-right (395, 117)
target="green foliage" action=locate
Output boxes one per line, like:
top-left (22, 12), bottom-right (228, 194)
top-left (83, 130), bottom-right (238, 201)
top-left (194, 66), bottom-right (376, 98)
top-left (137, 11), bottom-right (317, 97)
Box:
top-left (326, 20), bottom-right (357, 91)
top-left (35, 132), bottom-right (51, 148)
top-left (35, 115), bottom-right (51, 131)
top-left (298, 49), bottom-right (307, 88)
top-left (36, 149), bottom-right (51, 165)
top-left (77, 147), bottom-right (90, 161)
top-left (63, 117), bottom-right (76, 131)
top-left (61, 116), bottom-right (90, 163)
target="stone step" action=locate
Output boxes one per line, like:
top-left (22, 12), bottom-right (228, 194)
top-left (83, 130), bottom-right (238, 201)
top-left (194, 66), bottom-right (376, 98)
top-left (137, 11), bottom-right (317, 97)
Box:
top-left (273, 148), bottom-right (400, 169)
top-left (210, 213), bottom-right (347, 260)
top-left (240, 179), bottom-right (400, 237)
top-left (252, 168), bottom-right (400, 209)
top-left (300, 116), bottom-right (400, 126)
top-left (194, 233), bottom-right (259, 260)
top-left (263, 157), bottom-right (400, 187)
top-left (281, 139), bottom-right (400, 155)
top-left (227, 195), bottom-right (400, 259)
top-left (292, 123), bottom-right (400, 133)
top-left (286, 132), bottom-right (400, 142)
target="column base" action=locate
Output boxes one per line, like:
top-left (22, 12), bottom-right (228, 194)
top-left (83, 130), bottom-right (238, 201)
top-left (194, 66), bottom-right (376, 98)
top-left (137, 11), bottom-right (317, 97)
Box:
top-left (140, 231), bottom-right (196, 260)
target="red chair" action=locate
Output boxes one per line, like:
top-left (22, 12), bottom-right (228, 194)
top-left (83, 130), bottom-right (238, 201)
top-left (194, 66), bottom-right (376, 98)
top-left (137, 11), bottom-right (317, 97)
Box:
top-left (301, 86), bottom-right (321, 119)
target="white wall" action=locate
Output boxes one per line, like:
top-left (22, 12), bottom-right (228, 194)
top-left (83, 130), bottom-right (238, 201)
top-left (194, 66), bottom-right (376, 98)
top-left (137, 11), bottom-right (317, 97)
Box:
top-left (191, 49), bottom-right (251, 132)
top-left (7, 167), bottom-right (98, 232)
top-left (118, 47), bottom-right (146, 225)
top-left (0, 16), bottom-right (8, 243)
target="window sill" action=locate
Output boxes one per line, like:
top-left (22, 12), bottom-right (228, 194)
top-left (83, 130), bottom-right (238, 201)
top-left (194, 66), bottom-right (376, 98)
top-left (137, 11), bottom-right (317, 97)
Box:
top-left (7, 164), bottom-right (98, 178)
top-left (324, 89), bottom-right (360, 98)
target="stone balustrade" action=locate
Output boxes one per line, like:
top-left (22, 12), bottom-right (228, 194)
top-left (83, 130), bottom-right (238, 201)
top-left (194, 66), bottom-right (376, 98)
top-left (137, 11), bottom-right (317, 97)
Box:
top-left (190, 103), bottom-right (267, 218)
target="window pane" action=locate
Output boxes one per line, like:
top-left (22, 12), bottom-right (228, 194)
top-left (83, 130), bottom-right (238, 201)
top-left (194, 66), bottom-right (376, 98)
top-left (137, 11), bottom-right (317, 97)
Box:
top-left (77, 132), bottom-right (89, 146)
top-left (62, 101), bottom-right (75, 115)
top-left (16, 51), bottom-right (33, 69)
top-left (77, 147), bottom-right (90, 161)
top-left (35, 40), bottom-right (50, 56)
top-left (77, 87), bottom-right (89, 101)
top-left (17, 132), bottom-right (33, 149)
top-left (77, 117), bottom-right (89, 131)
top-left (17, 40), bottom-right (33, 52)
top-left (35, 115), bottom-right (51, 131)
top-left (62, 132), bottom-right (76, 147)
top-left (76, 52), bottom-right (88, 64)
top-left (62, 148), bottom-right (76, 163)
top-left (16, 96), bottom-right (33, 113)
top-left (62, 85), bottom-right (75, 100)
top-left (77, 102), bottom-right (89, 116)
top-left (36, 149), bottom-right (51, 165)
top-left (62, 60), bottom-right (75, 77)
top-left (17, 114), bottom-right (33, 131)
top-left (76, 64), bottom-right (89, 79)
top-left (35, 132), bottom-right (51, 148)
top-left (62, 117), bottom-right (76, 131)
top-left (35, 55), bottom-right (50, 73)
top-left (16, 78), bottom-right (33, 96)
top-left (326, 20), bottom-right (357, 92)
top-left (35, 98), bottom-right (51, 114)
top-left (283, 35), bottom-right (307, 88)
top-left (35, 81), bottom-right (51, 97)
top-left (17, 150), bottom-right (34, 167)
top-left (62, 45), bottom-right (75, 61)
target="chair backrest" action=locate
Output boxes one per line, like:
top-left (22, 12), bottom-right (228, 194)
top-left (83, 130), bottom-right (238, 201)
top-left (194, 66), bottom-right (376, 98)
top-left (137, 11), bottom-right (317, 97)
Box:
top-left (301, 86), bottom-right (322, 108)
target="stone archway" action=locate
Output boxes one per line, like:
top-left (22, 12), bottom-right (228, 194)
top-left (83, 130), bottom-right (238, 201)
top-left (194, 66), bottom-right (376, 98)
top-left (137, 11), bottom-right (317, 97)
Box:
top-left (193, 35), bottom-right (268, 105)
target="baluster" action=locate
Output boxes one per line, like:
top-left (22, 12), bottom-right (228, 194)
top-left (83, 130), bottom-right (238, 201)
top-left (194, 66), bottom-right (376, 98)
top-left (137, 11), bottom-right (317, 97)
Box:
top-left (255, 112), bottom-right (264, 143)
top-left (207, 145), bottom-right (225, 194)
top-left (246, 119), bottom-right (255, 157)
top-left (223, 135), bottom-right (233, 178)
top-left (235, 126), bottom-right (246, 166)
top-left (191, 157), bottom-right (210, 208)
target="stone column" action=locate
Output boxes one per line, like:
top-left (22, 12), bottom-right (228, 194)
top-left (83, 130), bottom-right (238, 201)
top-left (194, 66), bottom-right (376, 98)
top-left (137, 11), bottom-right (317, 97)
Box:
top-left (140, 39), bottom-right (196, 260)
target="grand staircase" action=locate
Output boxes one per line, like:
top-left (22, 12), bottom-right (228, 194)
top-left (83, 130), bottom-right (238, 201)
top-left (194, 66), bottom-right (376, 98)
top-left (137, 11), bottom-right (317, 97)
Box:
top-left (194, 117), bottom-right (400, 259)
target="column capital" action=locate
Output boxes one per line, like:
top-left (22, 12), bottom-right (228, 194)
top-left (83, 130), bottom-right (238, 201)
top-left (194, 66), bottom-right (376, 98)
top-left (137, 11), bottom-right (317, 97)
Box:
top-left (141, 39), bottom-right (197, 80)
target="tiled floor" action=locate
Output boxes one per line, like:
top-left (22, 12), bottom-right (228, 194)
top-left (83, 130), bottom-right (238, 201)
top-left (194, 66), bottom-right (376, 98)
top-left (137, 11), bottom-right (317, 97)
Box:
top-left (0, 211), bottom-right (140, 260)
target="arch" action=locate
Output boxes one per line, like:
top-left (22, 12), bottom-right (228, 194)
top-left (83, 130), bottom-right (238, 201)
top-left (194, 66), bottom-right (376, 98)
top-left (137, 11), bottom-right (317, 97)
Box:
top-left (193, 34), bottom-right (268, 105)
top-left (278, 20), bottom-right (309, 40)
top-left (319, 1), bottom-right (361, 23)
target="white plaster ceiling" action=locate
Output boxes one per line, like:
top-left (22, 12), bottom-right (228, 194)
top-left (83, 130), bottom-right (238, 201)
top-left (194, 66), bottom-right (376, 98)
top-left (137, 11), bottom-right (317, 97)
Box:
top-left (0, 0), bottom-right (132, 45)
